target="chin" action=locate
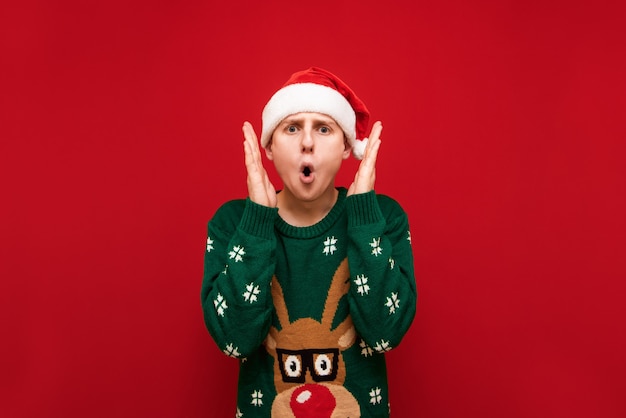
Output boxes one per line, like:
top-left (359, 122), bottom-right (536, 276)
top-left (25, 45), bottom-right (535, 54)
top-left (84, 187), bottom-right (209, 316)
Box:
top-left (292, 189), bottom-right (323, 203)
top-left (295, 183), bottom-right (335, 202)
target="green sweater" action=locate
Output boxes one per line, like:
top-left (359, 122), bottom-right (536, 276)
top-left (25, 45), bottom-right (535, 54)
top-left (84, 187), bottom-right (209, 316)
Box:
top-left (201, 188), bottom-right (416, 417)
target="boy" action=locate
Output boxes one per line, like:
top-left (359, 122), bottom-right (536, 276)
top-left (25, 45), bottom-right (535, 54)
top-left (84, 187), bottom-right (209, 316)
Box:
top-left (201, 67), bottom-right (416, 417)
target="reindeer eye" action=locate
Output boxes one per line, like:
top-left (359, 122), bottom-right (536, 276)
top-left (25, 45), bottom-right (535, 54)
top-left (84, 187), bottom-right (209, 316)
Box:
top-left (284, 355), bottom-right (302, 378)
top-left (314, 354), bottom-right (333, 377)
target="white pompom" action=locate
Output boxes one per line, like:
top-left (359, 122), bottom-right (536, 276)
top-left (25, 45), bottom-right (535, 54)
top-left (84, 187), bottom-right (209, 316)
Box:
top-left (352, 138), bottom-right (368, 160)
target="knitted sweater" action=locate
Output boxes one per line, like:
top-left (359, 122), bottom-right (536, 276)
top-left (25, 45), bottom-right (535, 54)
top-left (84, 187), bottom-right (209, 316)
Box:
top-left (201, 188), bottom-right (416, 418)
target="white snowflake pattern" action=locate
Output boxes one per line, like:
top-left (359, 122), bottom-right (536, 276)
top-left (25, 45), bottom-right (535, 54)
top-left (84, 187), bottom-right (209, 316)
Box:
top-left (214, 293), bottom-right (228, 317)
top-left (385, 292), bottom-right (400, 314)
top-left (235, 408), bottom-right (243, 418)
top-left (323, 236), bottom-right (338, 255)
top-left (206, 236), bottom-right (214, 252)
top-left (369, 387), bottom-right (382, 405)
top-left (407, 230), bottom-right (412, 244)
top-left (370, 237), bottom-right (382, 256)
top-left (354, 274), bottom-right (370, 296)
top-left (359, 339), bottom-right (374, 357)
top-left (229, 245), bottom-right (246, 262)
top-left (373, 339), bottom-right (392, 353)
top-left (222, 264), bottom-right (229, 275)
top-left (243, 283), bottom-right (261, 303)
top-left (224, 343), bottom-right (241, 358)
top-left (251, 390), bottom-right (263, 407)
top-left (388, 257), bottom-right (395, 270)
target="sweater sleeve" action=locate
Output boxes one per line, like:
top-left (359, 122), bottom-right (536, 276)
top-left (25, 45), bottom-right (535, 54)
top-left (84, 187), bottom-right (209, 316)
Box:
top-left (345, 191), bottom-right (417, 353)
top-left (200, 199), bottom-right (279, 358)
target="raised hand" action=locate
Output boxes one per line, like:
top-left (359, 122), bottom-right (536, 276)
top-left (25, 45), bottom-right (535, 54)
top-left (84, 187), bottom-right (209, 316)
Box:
top-left (347, 121), bottom-right (382, 196)
top-left (243, 121), bottom-right (277, 207)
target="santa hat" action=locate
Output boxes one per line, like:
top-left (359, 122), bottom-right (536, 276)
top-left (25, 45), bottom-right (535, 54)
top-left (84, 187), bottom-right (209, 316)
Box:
top-left (260, 67), bottom-right (370, 159)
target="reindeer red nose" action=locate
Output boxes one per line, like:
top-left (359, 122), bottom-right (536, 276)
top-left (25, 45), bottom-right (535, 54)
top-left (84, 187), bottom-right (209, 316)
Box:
top-left (290, 384), bottom-right (336, 418)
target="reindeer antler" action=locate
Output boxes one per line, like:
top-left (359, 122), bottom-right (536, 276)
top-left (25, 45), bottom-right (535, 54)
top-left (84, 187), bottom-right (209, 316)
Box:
top-left (321, 258), bottom-right (350, 329)
top-left (271, 276), bottom-right (290, 329)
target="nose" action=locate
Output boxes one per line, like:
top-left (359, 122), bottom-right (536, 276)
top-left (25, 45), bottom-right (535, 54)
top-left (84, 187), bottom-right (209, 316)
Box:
top-left (290, 384), bottom-right (335, 418)
top-left (301, 129), bottom-right (314, 153)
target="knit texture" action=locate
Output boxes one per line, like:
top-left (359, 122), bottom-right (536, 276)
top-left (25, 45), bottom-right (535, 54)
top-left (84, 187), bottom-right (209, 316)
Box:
top-left (201, 188), bottom-right (416, 417)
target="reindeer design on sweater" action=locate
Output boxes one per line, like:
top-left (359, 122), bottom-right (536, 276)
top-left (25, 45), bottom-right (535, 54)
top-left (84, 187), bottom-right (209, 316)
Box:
top-left (265, 258), bottom-right (361, 418)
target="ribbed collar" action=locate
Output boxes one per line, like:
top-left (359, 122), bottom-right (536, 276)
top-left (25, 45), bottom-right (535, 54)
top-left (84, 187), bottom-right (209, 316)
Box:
top-left (275, 187), bottom-right (347, 239)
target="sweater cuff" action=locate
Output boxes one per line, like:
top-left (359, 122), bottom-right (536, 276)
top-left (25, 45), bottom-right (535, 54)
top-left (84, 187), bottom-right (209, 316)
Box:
top-left (239, 199), bottom-right (279, 239)
top-left (346, 191), bottom-right (384, 227)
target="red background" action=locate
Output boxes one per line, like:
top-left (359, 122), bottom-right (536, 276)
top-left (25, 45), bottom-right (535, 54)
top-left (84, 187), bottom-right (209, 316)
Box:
top-left (2, 1), bottom-right (625, 417)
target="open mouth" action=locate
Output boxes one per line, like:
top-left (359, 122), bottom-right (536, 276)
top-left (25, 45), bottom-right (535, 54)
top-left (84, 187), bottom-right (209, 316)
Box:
top-left (300, 164), bottom-right (315, 183)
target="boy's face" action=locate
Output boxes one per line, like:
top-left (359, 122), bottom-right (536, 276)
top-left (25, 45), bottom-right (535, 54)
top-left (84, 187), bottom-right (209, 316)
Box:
top-left (265, 112), bottom-right (352, 202)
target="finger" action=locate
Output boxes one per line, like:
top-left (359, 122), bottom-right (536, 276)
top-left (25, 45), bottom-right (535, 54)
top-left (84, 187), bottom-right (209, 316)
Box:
top-left (362, 121), bottom-right (382, 161)
top-left (360, 138), bottom-right (381, 173)
top-left (370, 121), bottom-right (383, 139)
top-left (367, 121), bottom-right (383, 150)
top-left (366, 138), bottom-right (381, 171)
top-left (243, 140), bottom-right (258, 174)
top-left (242, 122), bottom-right (261, 165)
top-left (242, 122), bottom-right (258, 159)
top-left (244, 136), bottom-right (264, 179)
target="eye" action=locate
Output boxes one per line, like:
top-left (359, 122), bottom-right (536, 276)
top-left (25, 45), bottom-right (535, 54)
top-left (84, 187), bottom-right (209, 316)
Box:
top-left (284, 355), bottom-right (302, 378)
top-left (287, 125), bottom-right (298, 133)
top-left (314, 354), bottom-right (333, 376)
top-left (319, 126), bottom-right (330, 134)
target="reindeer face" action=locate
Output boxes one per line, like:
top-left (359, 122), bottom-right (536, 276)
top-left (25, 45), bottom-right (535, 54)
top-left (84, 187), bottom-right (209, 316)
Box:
top-left (265, 259), bottom-right (361, 418)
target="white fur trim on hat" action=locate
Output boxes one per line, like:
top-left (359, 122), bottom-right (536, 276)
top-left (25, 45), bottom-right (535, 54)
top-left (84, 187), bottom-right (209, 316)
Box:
top-left (261, 82), bottom-right (357, 150)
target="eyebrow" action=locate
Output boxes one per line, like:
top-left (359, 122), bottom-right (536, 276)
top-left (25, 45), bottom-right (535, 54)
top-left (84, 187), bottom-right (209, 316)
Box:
top-left (280, 115), bottom-right (338, 126)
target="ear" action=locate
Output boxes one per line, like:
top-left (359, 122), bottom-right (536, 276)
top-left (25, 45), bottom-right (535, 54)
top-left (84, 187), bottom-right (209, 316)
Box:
top-left (338, 325), bottom-right (356, 349)
top-left (342, 137), bottom-right (352, 160)
top-left (264, 141), bottom-right (274, 161)
top-left (265, 328), bottom-right (277, 350)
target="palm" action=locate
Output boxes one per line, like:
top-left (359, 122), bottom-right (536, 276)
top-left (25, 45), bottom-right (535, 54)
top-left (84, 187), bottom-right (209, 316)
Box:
top-left (348, 121), bottom-right (382, 196)
top-left (243, 122), bottom-right (277, 207)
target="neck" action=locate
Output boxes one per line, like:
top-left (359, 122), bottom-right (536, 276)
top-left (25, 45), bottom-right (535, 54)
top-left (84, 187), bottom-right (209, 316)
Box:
top-left (277, 187), bottom-right (339, 227)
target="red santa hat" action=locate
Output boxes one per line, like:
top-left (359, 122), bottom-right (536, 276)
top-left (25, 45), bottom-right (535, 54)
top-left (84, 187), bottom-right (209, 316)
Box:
top-left (261, 67), bottom-right (370, 159)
